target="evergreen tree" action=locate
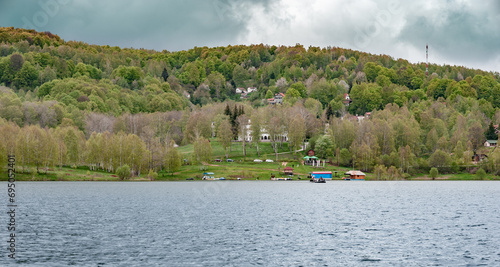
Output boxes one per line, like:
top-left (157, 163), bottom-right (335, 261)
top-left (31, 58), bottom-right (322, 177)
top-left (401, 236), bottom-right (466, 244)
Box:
top-left (485, 122), bottom-right (498, 140)
top-left (161, 68), bottom-right (169, 81)
top-left (232, 105), bottom-right (238, 121)
top-left (231, 105), bottom-right (239, 139)
top-left (326, 104), bottom-right (334, 120)
top-left (224, 104), bottom-right (232, 117)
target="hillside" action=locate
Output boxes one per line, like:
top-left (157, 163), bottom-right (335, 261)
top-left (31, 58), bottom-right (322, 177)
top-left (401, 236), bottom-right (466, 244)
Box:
top-left (1, 27), bottom-right (500, 180)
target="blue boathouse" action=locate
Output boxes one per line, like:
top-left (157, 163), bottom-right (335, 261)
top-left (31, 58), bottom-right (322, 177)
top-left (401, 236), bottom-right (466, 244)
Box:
top-left (310, 171), bottom-right (333, 179)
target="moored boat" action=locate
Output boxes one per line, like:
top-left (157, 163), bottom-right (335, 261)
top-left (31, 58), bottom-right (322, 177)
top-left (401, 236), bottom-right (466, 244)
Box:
top-left (271, 177), bottom-right (292, 181)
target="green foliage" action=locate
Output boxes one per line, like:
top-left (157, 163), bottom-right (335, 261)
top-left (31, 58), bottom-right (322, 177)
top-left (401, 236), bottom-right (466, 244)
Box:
top-left (289, 82), bottom-right (307, 98)
top-left (74, 63), bottom-right (102, 80)
top-left (165, 141), bottom-right (182, 175)
top-left (14, 61), bottom-right (38, 89)
top-left (1, 27), bottom-right (500, 182)
top-left (116, 165), bottom-right (131, 180)
top-left (429, 167), bottom-right (438, 179)
top-left (265, 90), bottom-right (273, 99)
top-left (192, 137), bottom-right (212, 168)
top-left (148, 169), bottom-right (158, 181)
top-left (427, 78), bottom-right (454, 99)
top-left (476, 167), bottom-right (486, 180)
top-left (112, 66), bottom-right (144, 86)
top-left (339, 148), bottom-right (351, 167)
top-left (485, 122), bottom-right (498, 140)
top-left (309, 79), bottom-right (339, 107)
top-left (363, 62), bottom-right (381, 82)
top-left (429, 149), bottom-right (452, 171)
top-left (349, 83), bottom-right (382, 114)
top-left (315, 135), bottom-right (333, 159)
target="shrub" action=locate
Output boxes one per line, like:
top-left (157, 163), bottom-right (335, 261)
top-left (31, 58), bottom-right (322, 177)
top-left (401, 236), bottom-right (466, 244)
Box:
top-left (476, 168), bottom-right (486, 180)
top-left (429, 167), bottom-right (438, 180)
top-left (148, 169), bottom-right (158, 181)
top-left (116, 165), bottom-right (131, 180)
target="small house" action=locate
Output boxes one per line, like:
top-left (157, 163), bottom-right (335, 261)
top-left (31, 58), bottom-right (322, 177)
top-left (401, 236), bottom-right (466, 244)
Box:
top-left (485, 140), bottom-right (497, 147)
top-left (310, 171), bottom-right (332, 179)
top-left (307, 149), bottom-right (315, 157)
top-left (236, 88), bottom-right (245, 94)
top-left (344, 170), bottom-right (366, 180)
top-left (284, 167), bottom-right (294, 175)
top-left (343, 93), bottom-right (352, 106)
top-left (247, 87), bottom-right (257, 93)
top-left (274, 93), bottom-right (285, 104)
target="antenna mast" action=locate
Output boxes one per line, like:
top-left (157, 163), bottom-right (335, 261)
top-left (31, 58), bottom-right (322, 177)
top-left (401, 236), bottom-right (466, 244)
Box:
top-left (426, 43), bottom-right (429, 76)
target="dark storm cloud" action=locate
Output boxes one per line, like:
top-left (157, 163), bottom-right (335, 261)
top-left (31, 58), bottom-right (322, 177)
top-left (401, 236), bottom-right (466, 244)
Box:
top-left (0, 0), bottom-right (498, 71)
top-left (0, 0), bottom-right (272, 51)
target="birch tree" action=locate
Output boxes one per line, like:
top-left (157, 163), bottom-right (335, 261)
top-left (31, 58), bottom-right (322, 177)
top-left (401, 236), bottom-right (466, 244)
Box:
top-left (217, 119), bottom-right (232, 159)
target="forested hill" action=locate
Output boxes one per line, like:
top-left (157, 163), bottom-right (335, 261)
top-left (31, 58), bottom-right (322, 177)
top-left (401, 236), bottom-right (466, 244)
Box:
top-left (3, 26), bottom-right (500, 178)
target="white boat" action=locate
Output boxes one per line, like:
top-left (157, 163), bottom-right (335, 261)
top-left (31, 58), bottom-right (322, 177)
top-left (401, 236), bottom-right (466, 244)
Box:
top-left (271, 177), bottom-right (292, 181)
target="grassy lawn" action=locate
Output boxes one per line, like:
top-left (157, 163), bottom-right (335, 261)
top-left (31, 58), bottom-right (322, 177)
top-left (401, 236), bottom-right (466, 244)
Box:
top-left (409, 172), bottom-right (499, 181)
top-left (2, 165), bottom-right (498, 181)
top-left (2, 138), bottom-right (499, 181)
top-left (157, 161), bottom-right (351, 181)
top-left (4, 166), bottom-right (123, 181)
top-left (179, 139), bottom-right (294, 161)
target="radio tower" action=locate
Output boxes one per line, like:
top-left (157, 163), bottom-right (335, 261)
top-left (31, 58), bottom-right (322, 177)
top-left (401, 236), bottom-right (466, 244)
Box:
top-left (425, 43), bottom-right (429, 76)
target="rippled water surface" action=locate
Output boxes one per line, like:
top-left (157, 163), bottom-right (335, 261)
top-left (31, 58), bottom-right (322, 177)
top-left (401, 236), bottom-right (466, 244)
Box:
top-left (1, 181), bottom-right (500, 266)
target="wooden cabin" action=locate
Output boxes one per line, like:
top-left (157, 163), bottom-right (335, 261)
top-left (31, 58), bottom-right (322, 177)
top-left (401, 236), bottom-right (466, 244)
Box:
top-left (344, 170), bottom-right (366, 180)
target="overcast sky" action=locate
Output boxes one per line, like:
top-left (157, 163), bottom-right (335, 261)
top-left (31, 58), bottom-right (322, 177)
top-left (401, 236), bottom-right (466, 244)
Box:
top-left (0, 0), bottom-right (499, 72)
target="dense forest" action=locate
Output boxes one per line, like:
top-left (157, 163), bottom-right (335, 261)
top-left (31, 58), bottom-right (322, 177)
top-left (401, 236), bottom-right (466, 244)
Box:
top-left (1, 27), bottom-right (500, 179)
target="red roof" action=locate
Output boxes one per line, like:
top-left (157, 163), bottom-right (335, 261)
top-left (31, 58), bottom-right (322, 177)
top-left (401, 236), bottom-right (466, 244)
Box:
top-left (284, 167), bottom-right (294, 171)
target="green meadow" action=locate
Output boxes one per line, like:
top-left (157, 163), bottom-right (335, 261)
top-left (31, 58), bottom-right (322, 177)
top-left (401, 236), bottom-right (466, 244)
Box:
top-left (3, 139), bottom-right (498, 181)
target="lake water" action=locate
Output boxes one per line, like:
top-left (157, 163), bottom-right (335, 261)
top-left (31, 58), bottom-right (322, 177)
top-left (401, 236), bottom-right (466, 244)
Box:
top-left (1, 181), bottom-right (500, 266)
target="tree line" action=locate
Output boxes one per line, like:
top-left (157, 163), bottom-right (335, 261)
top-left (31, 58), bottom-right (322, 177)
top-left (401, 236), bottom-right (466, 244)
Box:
top-left (1, 27), bottom-right (500, 179)
top-left (0, 117), bottom-right (182, 178)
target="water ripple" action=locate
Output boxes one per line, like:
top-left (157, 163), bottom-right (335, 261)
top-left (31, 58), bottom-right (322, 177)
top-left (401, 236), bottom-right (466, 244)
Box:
top-left (0, 181), bottom-right (499, 266)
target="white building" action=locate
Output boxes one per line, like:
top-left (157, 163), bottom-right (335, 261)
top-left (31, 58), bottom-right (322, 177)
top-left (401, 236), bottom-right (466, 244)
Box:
top-left (237, 119), bottom-right (288, 142)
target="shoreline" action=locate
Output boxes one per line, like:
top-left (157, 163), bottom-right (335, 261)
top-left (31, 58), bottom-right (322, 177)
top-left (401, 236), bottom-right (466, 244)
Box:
top-left (1, 178), bottom-right (497, 182)
top-left (2, 166), bottom-right (497, 182)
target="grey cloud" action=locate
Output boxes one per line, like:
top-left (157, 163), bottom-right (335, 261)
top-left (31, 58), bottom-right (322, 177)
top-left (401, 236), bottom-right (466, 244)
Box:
top-left (397, 1), bottom-right (500, 67)
top-left (0, 0), bottom-right (272, 51)
top-left (0, 0), bottom-right (498, 71)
